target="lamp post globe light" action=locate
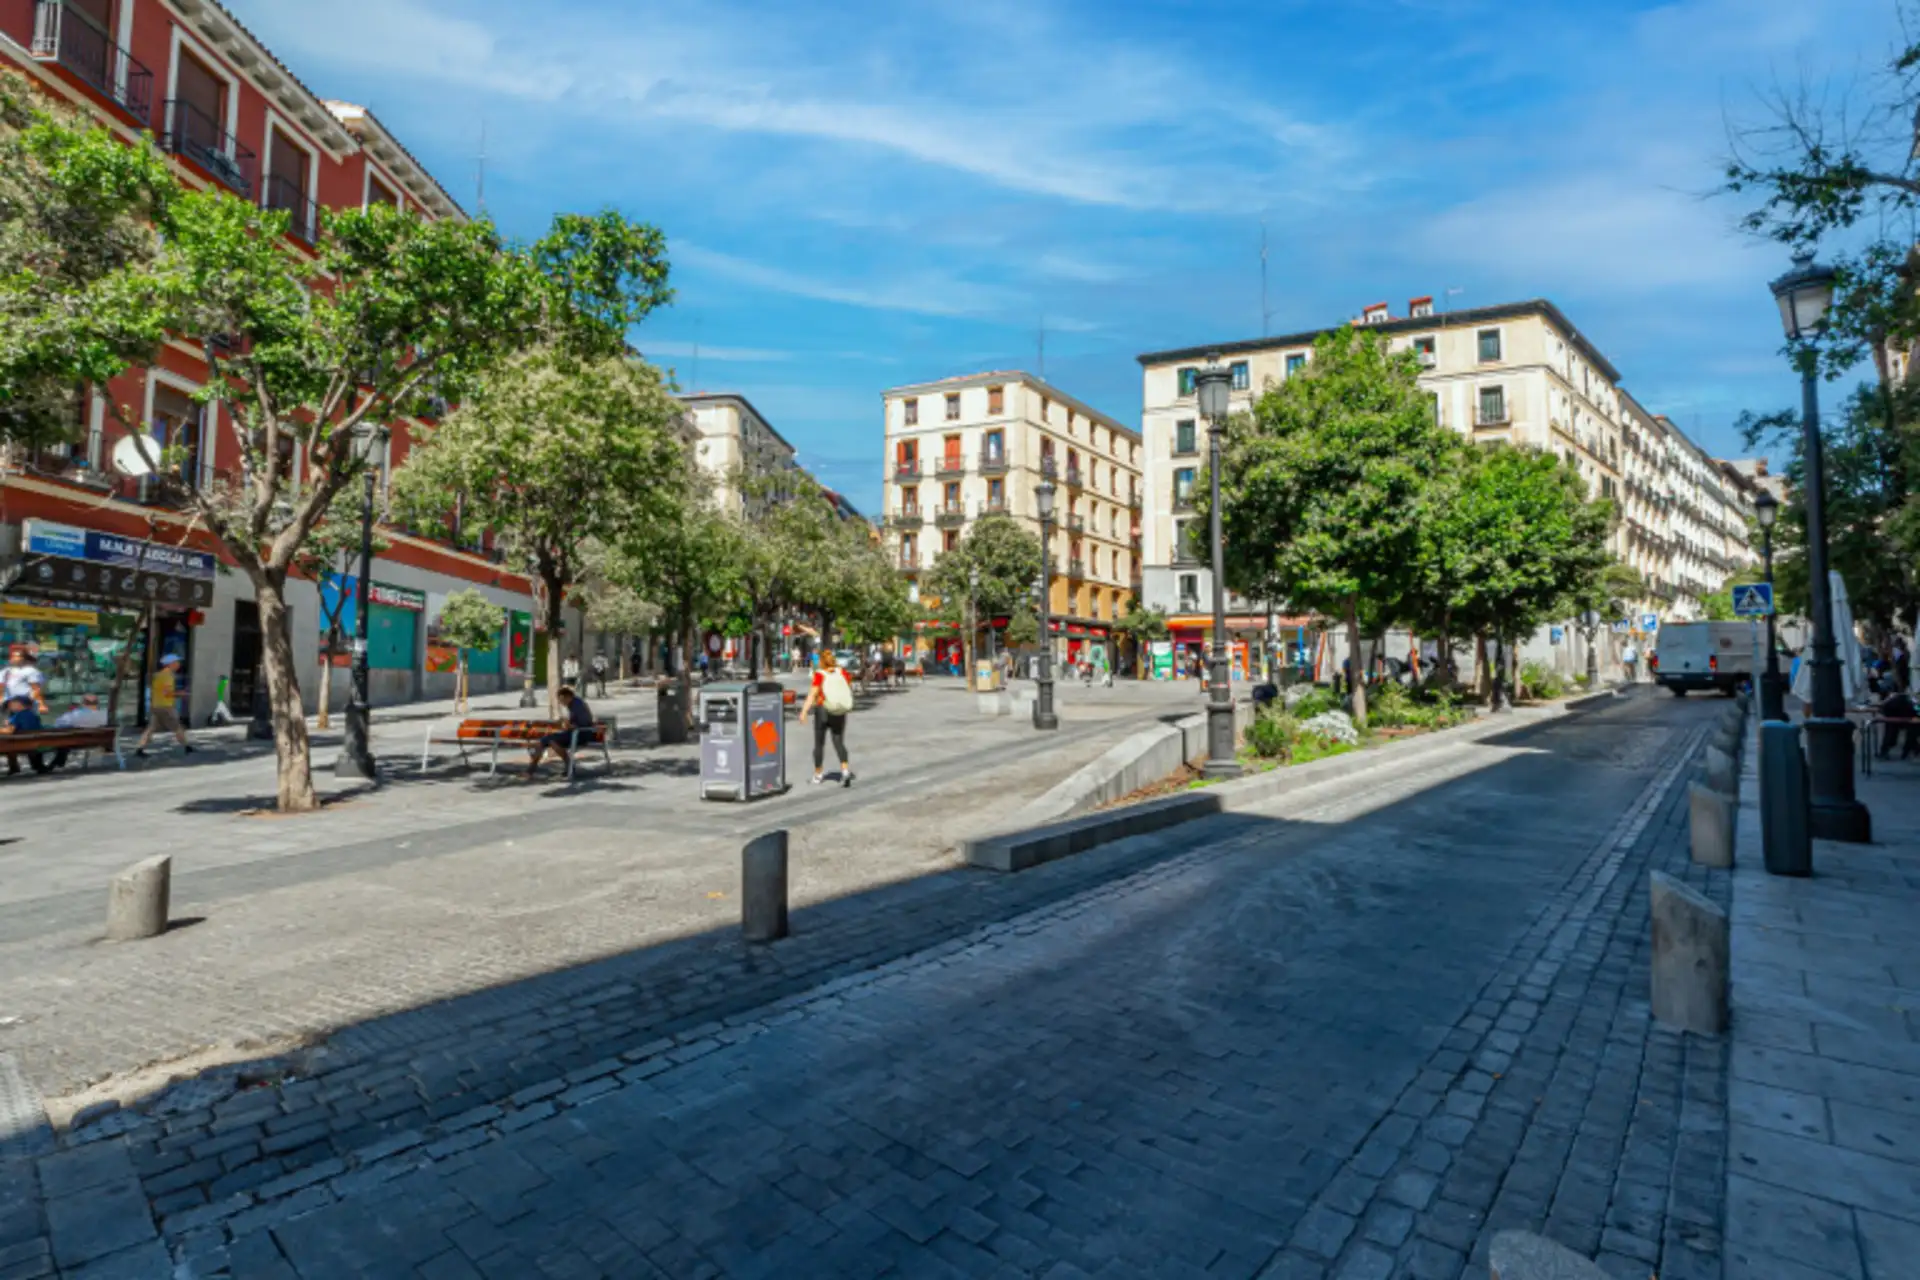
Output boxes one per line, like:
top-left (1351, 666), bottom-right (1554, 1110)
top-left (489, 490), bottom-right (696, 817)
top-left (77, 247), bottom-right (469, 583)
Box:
top-left (334, 423), bottom-right (389, 782)
top-left (1033, 480), bottom-right (1059, 730)
top-left (1195, 354), bottom-right (1241, 778)
top-left (1754, 488), bottom-right (1787, 722)
top-left (1768, 251), bottom-right (1870, 841)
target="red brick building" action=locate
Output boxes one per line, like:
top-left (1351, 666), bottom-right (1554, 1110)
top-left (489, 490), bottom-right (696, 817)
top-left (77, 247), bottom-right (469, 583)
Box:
top-left (0, 0), bottom-right (564, 726)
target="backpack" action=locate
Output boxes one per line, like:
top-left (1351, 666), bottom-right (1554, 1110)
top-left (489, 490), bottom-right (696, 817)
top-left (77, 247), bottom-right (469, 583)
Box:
top-left (820, 669), bottom-right (855, 715)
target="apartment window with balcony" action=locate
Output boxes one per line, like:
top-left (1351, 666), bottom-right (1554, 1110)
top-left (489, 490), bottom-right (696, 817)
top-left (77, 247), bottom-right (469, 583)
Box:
top-left (1477, 328), bottom-right (1502, 362)
top-left (1174, 419), bottom-right (1196, 455)
top-left (1178, 572), bottom-right (1199, 603)
top-left (1177, 367), bottom-right (1197, 396)
top-left (984, 429), bottom-right (1005, 463)
top-left (945, 393), bottom-right (960, 421)
top-left (943, 481), bottom-right (960, 507)
top-left (265, 127), bottom-right (315, 242)
top-left (987, 478), bottom-right (1004, 507)
top-left (1174, 468), bottom-right (1196, 505)
top-left (987, 384), bottom-right (1004, 414)
top-left (902, 485), bottom-right (919, 514)
top-left (1478, 386), bottom-right (1508, 425)
top-left (1231, 361), bottom-right (1249, 391)
top-left (151, 384), bottom-right (204, 491)
top-left (942, 529), bottom-right (959, 552)
top-left (900, 534), bottom-right (917, 563)
top-left (903, 398), bottom-right (918, 425)
top-left (1285, 353), bottom-right (1306, 375)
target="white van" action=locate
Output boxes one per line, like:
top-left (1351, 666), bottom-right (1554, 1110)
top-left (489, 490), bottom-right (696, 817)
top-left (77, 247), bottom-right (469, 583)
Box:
top-left (1650, 621), bottom-right (1758, 696)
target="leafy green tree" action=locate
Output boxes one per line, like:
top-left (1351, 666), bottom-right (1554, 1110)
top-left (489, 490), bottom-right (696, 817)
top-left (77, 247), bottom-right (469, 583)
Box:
top-left (1111, 603), bottom-right (1170, 679)
top-left (1588, 561), bottom-right (1647, 620)
top-left (436, 588), bottom-right (506, 713)
top-left (1438, 445), bottom-right (1615, 689)
top-left (573, 539), bottom-right (662, 677)
top-left (393, 349), bottom-right (686, 716)
top-left (0, 73), bottom-right (176, 452)
top-left (926, 512), bottom-right (1043, 680)
top-left (293, 489), bottom-right (389, 730)
top-left (1208, 327), bottom-right (1450, 727)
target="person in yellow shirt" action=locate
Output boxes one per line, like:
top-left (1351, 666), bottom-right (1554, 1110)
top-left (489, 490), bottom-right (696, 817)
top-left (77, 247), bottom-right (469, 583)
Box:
top-left (135, 652), bottom-right (192, 757)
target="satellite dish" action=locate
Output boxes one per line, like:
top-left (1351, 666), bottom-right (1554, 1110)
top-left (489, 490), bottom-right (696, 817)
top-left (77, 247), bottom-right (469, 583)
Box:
top-left (111, 434), bottom-right (160, 478)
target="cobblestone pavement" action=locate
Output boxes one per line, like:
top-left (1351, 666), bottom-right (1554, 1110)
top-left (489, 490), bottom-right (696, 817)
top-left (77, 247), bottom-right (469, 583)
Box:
top-left (0, 690), bottom-right (1737, 1278)
top-left (1722, 741), bottom-right (1920, 1279)
top-left (0, 679), bottom-right (1197, 1101)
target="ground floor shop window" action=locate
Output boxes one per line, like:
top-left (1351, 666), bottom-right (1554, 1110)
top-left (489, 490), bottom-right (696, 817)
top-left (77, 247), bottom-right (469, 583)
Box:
top-left (0, 600), bottom-right (163, 728)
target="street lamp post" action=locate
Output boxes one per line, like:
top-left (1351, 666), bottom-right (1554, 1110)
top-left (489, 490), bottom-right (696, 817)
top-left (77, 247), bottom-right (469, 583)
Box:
top-left (1033, 481), bottom-right (1059, 730)
top-left (968, 564), bottom-right (980, 692)
top-left (1769, 252), bottom-right (1870, 842)
top-left (1195, 355), bottom-right (1240, 778)
top-left (1754, 488), bottom-right (1786, 722)
top-left (1579, 610), bottom-right (1601, 688)
top-left (334, 423), bottom-right (388, 781)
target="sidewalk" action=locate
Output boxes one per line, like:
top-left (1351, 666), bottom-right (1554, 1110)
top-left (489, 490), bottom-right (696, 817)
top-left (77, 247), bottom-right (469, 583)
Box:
top-left (1724, 745), bottom-right (1920, 1278)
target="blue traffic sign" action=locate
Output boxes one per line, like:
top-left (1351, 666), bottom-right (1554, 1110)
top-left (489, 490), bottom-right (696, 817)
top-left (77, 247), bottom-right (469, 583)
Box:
top-left (1731, 583), bottom-right (1774, 617)
top-left (1641, 613), bottom-right (1660, 633)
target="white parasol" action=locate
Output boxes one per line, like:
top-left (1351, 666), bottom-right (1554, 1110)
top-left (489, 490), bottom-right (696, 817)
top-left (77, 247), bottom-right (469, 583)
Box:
top-left (1792, 570), bottom-right (1863, 704)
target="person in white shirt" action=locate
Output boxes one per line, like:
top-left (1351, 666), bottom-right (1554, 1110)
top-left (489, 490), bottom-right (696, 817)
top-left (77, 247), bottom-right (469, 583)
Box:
top-left (3, 645), bottom-right (46, 713)
top-left (1621, 642), bottom-right (1640, 683)
top-left (55, 694), bottom-right (108, 728)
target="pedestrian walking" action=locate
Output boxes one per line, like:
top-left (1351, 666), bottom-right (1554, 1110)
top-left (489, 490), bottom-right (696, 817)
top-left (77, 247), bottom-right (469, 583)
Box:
top-left (799, 651), bottom-right (856, 786)
top-left (590, 652), bottom-right (609, 698)
top-left (1895, 638), bottom-right (1912, 691)
top-left (562, 654), bottom-right (580, 688)
top-left (134, 653), bottom-right (192, 758)
top-left (1621, 642), bottom-right (1639, 684)
top-left (3, 645), bottom-right (47, 715)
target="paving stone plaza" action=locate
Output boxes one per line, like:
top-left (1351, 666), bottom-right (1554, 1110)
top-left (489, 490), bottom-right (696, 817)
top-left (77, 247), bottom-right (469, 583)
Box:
top-left (1, 685), bottom-right (1917, 1278)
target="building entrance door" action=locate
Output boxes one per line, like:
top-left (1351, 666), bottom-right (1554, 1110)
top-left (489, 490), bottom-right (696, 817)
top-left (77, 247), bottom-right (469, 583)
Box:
top-left (230, 599), bottom-right (262, 717)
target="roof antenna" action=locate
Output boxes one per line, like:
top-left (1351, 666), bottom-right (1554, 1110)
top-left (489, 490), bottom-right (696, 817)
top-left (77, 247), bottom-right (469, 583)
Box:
top-left (1443, 286), bottom-right (1463, 315)
top-left (475, 118), bottom-right (488, 217)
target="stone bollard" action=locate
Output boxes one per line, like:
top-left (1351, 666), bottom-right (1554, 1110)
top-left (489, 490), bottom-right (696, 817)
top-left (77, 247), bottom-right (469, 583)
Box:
top-left (741, 830), bottom-right (789, 943)
top-left (1702, 745), bottom-right (1737, 797)
top-left (1649, 871), bottom-right (1729, 1035)
top-left (1489, 1229), bottom-right (1609, 1279)
top-left (106, 855), bottom-right (171, 941)
top-left (975, 690), bottom-right (1011, 718)
top-left (1688, 782), bottom-right (1734, 868)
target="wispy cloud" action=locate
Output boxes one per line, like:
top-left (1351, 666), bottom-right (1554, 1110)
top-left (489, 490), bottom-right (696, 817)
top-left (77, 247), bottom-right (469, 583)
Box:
top-left (638, 340), bottom-right (792, 363)
top-left (675, 244), bottom-right (1019, 321)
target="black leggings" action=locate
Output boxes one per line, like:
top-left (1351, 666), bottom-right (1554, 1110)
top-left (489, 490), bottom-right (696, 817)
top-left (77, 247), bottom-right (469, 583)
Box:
top-left (812, 713), bottom-right (848, 770)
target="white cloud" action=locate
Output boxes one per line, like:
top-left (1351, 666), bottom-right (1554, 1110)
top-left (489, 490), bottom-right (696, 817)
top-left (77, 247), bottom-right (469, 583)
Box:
top-left (638, 340), bottom-right (792, 363)
top-left (675, 244), bottom-right (1019, 320)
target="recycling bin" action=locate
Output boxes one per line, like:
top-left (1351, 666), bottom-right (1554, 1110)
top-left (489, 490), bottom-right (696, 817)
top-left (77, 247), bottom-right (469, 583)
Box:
top-left (657, 681), bottom-right (689, 745)
top-left (699, 681), bottom-right (787, 801)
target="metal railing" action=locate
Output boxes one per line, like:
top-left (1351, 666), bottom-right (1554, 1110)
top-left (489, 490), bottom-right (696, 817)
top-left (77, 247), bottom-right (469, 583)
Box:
top-left (896, 552), bottom-right (920, 571)
top-left (979, 450), bottom-right (1009, 474)
top-left (1064, 466), bottom-right (1084, 488)
top-left (262, 172), bottom-right (319, 244)
top-left (935, 455), bottom-right (966, 476)
top-left (982, 499), bottom-right (1008, 516)
top-left (885, 509), bottom-right (924, 528)
top-left (1066, 514), bottom-right (1086, 533)
top-left (892, 459), bottom-right (922, 479)
top-left (1172, 493), bottom-right (1196, 513)
top-left (161, 98), bottom-right (257, 197)
top-left (32, 1), bottom-right (153, 124)
top-left (1127, 492), bottom-right (1141, 510)
top-left (1040, 455), bottom-right (1059, 480)
top-left (1067, 558), bottom-right (1086, 579)
top-left (934, 502), bottom-right (967, 524)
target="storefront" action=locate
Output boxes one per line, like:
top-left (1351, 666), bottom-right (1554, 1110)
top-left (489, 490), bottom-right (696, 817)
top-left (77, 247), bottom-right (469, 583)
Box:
top-left (1161, 614), bottom-right (1318, 682)
top-left (2, 519), bottom-right (216, 726)
top-left (317, 574), bottom-right (426, 706)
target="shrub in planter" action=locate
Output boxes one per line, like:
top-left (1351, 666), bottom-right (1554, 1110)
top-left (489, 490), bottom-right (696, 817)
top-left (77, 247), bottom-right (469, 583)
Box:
top-left (1520, 661), bottom-right (1567, 700)
top-left (1246, 709), bottom-right (1300, 758)
top-left (1301, 710), bottom-right (1360, 746)
top-left (1289, 686), bottom-right (1345, 720)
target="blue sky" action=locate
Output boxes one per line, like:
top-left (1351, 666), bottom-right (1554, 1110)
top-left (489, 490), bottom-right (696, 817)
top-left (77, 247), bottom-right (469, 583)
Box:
top-left (247, 0), bottom-right (1899, 515)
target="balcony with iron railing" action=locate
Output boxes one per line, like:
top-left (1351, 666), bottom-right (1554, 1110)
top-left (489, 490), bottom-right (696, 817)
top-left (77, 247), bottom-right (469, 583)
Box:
top-left (1066, 513), bottom-right (1086, 534)
top-left (935, 454), bottom-right (966, 476)
top-left (885, 508), bottom-right (924, 529)
top-left (1039, 455), bottom-right (1060, 480)
top-left (896, 551), bottom-right (920, 572)
top-left (1127, 492), bottom-right (1141, 510)
top-left (1172, 492), bottom-right (1196, 514)
top-left (1067, 557), bottom-right (1087, 580)
top-left (982, 499), bottom-right (1008, 517)
top-left (934, 502), bottom-right (967, 526)
top-left (1064, 465), bottom-right (1084, 488)
top-left (979, 450), bottom-right (1010, 474)
top-left (262, 172), bottom-right (320, 245)
top-left (32, 0), bottom-right (153, 124)
top-left (892, 458), bottom-right (922, 480)
top-left (162, 98), bottom-right (257, 197)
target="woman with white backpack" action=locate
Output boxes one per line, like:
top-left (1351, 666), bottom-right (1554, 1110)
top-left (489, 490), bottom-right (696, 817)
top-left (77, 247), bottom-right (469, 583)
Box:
top-left (799, 650), bottom-right (856, 786)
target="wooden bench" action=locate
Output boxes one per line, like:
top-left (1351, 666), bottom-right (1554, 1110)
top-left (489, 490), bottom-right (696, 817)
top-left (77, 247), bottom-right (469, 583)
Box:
top-left (420, 716), bottom-right (614, 781)
top-left (1, 726), bottom-right (122, 774)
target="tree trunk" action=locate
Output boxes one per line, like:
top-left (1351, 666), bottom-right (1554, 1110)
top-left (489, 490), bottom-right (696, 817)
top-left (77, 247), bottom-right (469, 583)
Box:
top-left (316, 624), bottom-right (337, 730)
top-left (541, 572), bottom-right (565, 719)
top-left (254, 572), bottom-right (318, 812)
top-left (1474, 632), bottom-right (1489, 697)
top-left (105, 603), bottom-right (151, 725)
top-left (678, 615), bottom-right (696, 733)
top-left (455, 652), bottom-right (468, 715)
top-left (1346, 597), bottom-right (1367, 730)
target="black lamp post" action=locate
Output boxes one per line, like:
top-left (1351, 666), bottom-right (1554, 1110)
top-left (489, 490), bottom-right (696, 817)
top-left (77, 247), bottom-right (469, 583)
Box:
top-left (1033, 481), bottom-right (1059, 730)
top-left (1755, 488), bottom-right (1786, 722)
top-left (968, 564), bottom-right (980, 692)
top-left (1769, 252), bottom-right (1870, 841)
top-left (1579, 609), bottom-right (1601, 687)
top-left (1195, 355), bottom-right (1240, 778)
top-left (334, 423), bottom-right (387, 781)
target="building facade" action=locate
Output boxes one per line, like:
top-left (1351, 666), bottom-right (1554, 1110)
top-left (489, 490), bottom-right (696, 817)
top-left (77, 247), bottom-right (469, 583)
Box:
top-left (680, 392), bottom-right (797, 515)
top-left (0, 0), bottom-right (575, 728)
top-left (1137, 298), bottom-right (1758, 652)
top-left (880, 372), bottom-right (1142, 664)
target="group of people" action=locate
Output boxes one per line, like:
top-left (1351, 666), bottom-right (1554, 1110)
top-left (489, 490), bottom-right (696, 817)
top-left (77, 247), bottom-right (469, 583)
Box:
top-left (558, 653), bottom-right (612, 699)
top-left (0, 643), bottom-right (193, 775)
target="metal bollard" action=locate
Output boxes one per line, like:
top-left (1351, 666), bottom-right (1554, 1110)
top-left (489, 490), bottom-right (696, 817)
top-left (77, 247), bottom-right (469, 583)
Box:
top-left (106, 855), bottom-right (171, 941)
top-left (1760, 721), bottom-right (1812, 877)
top-left (742, 830), bottom-right (789, 942)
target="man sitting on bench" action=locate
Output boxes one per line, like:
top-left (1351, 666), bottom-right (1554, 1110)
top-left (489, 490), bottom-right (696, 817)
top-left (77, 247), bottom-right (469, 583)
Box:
top-left (1, 694), bottom-right (43, 776)
top-left (1878, 687), bottom-right (1920, 760)
top-left (526, 685), bottom-right (595, 778)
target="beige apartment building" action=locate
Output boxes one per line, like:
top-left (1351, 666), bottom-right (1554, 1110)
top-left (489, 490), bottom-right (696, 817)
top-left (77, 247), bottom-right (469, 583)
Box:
top-left (681, 392), bottom-right (797, 514)
top-left (1136, 297), bottom-right (1758, 669)
top-left (881, 372), bottom-right (1142, 664)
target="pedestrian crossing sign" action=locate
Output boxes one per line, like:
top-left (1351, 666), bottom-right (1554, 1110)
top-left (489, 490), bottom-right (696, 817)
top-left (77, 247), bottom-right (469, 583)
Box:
top-left (1731, 583), bottom-right (1774, 617)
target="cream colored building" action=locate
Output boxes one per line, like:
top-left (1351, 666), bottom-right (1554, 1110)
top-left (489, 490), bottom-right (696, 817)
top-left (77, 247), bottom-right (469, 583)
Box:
top-left (1137, 297), bottom-right (1756, 636)
top-left (880, 372), bottom-right (1142, 644)
top-left (680, 392), bottom-right (796, 514)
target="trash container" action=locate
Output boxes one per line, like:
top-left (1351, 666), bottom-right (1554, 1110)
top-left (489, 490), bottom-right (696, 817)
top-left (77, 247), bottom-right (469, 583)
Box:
top-left (699, 681), bottom-right (787, 801)
top-left (657, 681), bottom-right (689, 745)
